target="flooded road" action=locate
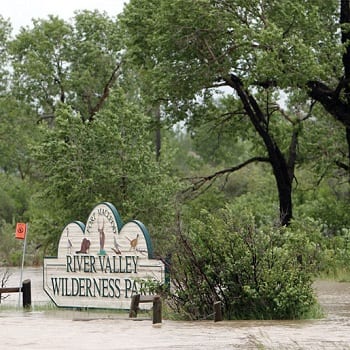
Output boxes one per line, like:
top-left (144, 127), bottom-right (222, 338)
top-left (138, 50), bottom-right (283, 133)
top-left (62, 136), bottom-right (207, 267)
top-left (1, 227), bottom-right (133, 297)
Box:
top-left (1, 267), bottom-right (350, 349)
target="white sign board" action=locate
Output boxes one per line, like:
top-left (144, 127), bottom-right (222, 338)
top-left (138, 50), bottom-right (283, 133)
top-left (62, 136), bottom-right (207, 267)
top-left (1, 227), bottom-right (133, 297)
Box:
top-left (43, 202), bottom-right (165, 309)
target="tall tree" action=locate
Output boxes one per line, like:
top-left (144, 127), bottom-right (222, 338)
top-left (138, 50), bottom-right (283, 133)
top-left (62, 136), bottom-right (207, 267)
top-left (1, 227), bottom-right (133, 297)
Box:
top-left (10, 16), bottom-right (72, 115)
top-left (31, 88), bottom-right (179, 253)
top-left (121, 0), bottom-right (334, 225)
top-left (9, 10), bottom-right (122, 122)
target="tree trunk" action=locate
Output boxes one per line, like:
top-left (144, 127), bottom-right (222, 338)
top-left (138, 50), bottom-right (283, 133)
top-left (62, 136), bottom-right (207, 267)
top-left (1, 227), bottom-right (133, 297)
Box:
top-left (228, 74), bottom-right (293, 226)
top-left (154, 103), bottom-right (161, 161)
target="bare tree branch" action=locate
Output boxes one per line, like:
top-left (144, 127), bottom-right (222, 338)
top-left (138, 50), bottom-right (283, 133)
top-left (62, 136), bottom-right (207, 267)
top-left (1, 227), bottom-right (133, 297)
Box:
top-left (182, 156), bottom-right (270, 197)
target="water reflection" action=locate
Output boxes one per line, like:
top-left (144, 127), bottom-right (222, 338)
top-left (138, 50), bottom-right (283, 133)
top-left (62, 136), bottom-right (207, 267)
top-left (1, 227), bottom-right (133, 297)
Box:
top-left (1, 268), bottom-right (350, 349)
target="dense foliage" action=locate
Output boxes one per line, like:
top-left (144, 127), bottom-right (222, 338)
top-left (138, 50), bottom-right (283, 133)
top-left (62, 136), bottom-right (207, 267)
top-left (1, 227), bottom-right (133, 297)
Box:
top-left (170, 204), bottom-right (320, 319)
top-left (31, 90), bottom-right (178, 253)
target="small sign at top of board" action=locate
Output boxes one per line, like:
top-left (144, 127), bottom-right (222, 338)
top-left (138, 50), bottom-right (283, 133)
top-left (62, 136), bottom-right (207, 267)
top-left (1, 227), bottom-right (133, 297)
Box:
top-left (15, 223), bottom-right (27, 240)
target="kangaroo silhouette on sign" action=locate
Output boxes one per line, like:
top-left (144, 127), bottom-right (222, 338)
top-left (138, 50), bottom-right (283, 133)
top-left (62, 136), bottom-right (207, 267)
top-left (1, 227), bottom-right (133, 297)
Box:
top-left (98, 218), bottom-right (106, 255)
top-left (76, 238), bottom-right (90, 254)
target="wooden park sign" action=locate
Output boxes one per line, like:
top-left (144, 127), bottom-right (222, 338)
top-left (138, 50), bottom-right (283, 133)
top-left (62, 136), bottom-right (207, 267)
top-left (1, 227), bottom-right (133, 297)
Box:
top-left (43, 202), bottom-right (165, 309)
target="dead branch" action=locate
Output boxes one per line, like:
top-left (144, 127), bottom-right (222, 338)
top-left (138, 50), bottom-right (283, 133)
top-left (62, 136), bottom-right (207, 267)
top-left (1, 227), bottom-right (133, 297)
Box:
top-left (182, 156), bottom-right (270, 197)
top-left (0, 269), bottom-right (11, 302)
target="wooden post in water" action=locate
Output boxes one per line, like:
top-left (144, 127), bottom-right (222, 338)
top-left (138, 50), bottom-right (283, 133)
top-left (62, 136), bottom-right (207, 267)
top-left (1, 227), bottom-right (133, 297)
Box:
top-left (213, 301), bottom-right (223, 322)
top-left (129, 294), bottom-right (140, 318)
top-left (22, 279), bottom-right (31, 309)
top-left (153, 295), bottom-right (162, 324)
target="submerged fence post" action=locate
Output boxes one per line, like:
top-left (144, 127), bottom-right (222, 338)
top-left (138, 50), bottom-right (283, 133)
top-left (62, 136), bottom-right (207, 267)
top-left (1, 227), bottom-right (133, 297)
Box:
top-left (22, 279), bottom-right (31, 309)
top-left (213, 301), bottom-right (223, 322)
top-left (153, 296), bottom-right (162, 324)
top-left (129, 294), bottom-right (140, 318)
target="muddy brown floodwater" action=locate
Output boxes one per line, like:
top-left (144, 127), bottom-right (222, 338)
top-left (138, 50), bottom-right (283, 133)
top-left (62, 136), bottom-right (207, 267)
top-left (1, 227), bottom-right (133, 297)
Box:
top-left (1, 267), bottom-right (350, 349)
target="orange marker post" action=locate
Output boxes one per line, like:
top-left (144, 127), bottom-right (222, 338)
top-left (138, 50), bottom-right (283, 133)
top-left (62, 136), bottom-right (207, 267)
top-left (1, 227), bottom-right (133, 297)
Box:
top-left (15, 223), bottom-right (28, 307)
top-left (15, 223), bottom-right (27, 240)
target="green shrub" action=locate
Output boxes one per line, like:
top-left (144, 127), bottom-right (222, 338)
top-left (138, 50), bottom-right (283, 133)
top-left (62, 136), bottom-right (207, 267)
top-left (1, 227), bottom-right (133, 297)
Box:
top-left (315, 228), bottom-right (350, 280)
top-left (169, 206), bottom-right (321, 320)
top-left (0, 221), bottom-right (21, 266)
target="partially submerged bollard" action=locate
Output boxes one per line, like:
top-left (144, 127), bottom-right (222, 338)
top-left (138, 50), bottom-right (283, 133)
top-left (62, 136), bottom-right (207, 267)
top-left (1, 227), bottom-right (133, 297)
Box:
top-left (152, 295), bottom-right (162, 324)
top-left (129, 294), bottom-right (141, 318)
top-left (22, 279), bottom-right (31, 308)
top-left (213, 301), bottom-right (223, 322)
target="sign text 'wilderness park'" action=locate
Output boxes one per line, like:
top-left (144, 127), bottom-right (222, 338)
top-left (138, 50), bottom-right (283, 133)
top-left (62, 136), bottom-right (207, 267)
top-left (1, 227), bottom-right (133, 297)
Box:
top-left (43, 202), bottom-right (165, 309)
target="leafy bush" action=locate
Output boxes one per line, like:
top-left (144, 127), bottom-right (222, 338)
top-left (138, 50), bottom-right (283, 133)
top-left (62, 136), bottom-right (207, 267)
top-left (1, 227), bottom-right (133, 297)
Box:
top-left (168, 205), bottom-right (321, 320)
top-left (315, 228), bottom-right (350, 279)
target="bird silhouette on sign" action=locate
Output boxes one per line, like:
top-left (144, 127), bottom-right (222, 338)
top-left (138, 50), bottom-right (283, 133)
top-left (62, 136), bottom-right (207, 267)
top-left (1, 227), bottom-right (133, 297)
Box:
top-left (127, 234), bottom-right (139, 251)
top-left (66, 228), bottom-right (72, 254)
top-left (111, 235), bottom-right (121, 255)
